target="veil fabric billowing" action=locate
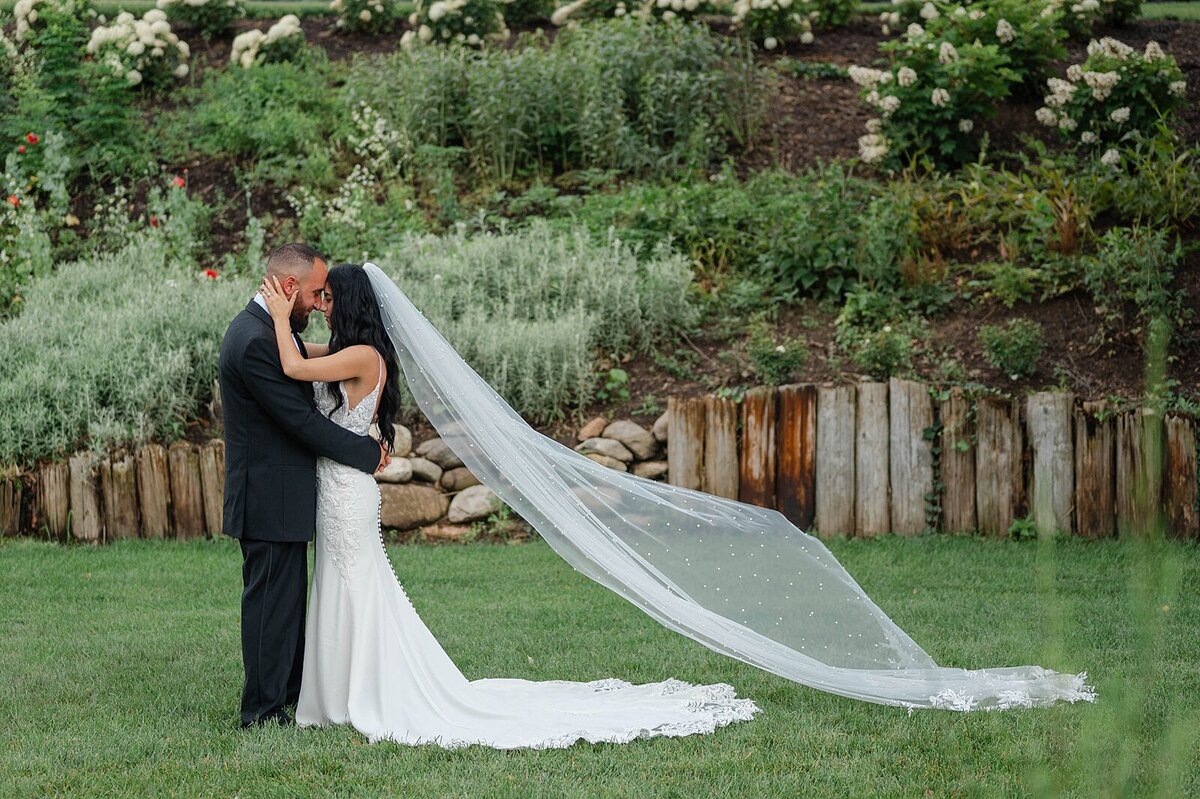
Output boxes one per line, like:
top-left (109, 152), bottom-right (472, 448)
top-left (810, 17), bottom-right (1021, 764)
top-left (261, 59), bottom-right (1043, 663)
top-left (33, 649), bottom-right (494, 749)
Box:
top-left (364, 262), bottom-right (1096, 712)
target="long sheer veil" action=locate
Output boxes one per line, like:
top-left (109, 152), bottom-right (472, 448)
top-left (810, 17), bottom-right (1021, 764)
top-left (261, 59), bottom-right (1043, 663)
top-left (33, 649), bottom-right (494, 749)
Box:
top-left (364, 262), bottom-right (1095, 711)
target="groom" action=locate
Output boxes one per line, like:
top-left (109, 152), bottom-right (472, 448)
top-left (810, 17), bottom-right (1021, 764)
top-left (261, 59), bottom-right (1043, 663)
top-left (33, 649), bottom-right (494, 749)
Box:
top-left (219, 243), bottom-right (388, 728)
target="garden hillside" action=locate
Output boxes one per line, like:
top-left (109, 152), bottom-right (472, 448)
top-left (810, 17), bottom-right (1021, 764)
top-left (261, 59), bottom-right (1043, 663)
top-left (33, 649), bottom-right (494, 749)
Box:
top-left (1, 0), bottom-right (1199, 470)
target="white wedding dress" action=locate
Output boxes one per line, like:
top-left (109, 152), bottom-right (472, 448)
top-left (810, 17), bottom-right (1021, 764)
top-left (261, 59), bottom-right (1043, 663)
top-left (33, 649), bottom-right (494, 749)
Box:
top-left (295, 359), bottom-right (759, 749)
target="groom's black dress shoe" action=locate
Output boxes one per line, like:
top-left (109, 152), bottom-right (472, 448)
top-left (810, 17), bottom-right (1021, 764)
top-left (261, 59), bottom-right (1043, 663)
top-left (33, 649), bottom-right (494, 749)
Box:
top-left (241, 711), bottom-right (292, 729)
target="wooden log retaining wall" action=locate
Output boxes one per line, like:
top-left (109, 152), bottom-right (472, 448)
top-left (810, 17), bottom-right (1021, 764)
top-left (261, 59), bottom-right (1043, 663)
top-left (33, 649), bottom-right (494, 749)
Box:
top-left (1, 385), bottom-right (1197, 542)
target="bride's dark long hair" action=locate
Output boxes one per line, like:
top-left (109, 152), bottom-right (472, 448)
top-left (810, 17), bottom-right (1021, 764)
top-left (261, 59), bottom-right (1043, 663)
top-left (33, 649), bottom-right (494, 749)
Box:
top-left (325, 263), bottom-right (403, 453)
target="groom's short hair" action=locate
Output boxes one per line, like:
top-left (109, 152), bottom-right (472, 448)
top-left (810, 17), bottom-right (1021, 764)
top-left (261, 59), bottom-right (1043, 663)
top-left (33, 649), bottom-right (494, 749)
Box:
top-left (266, 243), bottom-right (325, 279)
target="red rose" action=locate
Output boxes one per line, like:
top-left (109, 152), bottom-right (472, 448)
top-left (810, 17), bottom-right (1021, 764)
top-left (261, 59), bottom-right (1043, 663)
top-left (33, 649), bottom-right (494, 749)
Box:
top-left (6, 195), bottom-right (18, 208)
top-left (173, 176), bottom-right (185, 188)
top-left (204, 269), bottom-right (219, 280)
top-left (149, 215), bottom-right (159, 228)
top-left (25, 133), bottom-right (38, 145)
top-left (17, 145), bottom-right (25, 154)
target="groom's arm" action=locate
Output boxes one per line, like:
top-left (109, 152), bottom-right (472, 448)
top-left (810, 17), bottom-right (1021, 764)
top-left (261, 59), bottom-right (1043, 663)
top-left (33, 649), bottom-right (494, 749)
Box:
top-left (241, 336), bottom-right (383, 474)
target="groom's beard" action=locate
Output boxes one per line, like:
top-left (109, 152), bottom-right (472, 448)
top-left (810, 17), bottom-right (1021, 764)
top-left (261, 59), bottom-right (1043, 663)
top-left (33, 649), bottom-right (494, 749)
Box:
top-left (290, 310), bottom-right (310, 334)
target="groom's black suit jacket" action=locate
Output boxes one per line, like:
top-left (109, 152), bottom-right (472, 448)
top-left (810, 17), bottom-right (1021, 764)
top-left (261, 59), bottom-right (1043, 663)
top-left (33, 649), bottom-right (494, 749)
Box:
top-left (219, 300), bottom-right (380, 542)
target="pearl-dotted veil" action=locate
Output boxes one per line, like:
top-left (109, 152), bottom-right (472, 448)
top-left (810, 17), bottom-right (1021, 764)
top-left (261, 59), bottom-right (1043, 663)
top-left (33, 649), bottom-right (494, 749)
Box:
top-left (365, 262), bottom-right (1095, 712)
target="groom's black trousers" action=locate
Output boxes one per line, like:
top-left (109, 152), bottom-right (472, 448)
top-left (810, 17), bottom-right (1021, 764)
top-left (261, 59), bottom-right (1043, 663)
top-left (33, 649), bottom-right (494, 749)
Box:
top-left (239, 539), bottom-right (307, 727)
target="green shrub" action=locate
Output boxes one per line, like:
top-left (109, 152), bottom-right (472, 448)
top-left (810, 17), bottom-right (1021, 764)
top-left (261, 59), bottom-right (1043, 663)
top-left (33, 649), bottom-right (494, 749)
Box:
top-left (1079, 226), bottom-right (1184, 330)
top-left (1086, 127), bottom-right (1200, 231)
top-left (970, 262), bottom-right (1040, 307)
top-left (157, 0), bottom-right (245, 38)
top-left (85, 10), bottom-right (191, 91)
top-left (978, 318), bottom-right (1043, 377)
top-left (855, 25), bottom-right (1017, 169)
top-left (229, 15), bottom-right (306, 68)
top-left (333, 0), bottom-right (405, 32)
top-left (402, 0), bottom-right (505, 45)
top-left (731, 0), bottom-right (816, 49)
top-left (1037, 37), bottom-right (1187, 153)
top-left (167, 59), bottom-right (341, 182)
top-left (501, 0), bottom-right (555, 26)
top-left (849, 325), bottom-right (913, 379)
top-left (347, 19), bottom-right (769, 182)
top-left (745, 316), bottom-right (808, 385)
top-left (558, 165), bottom-right (916, 301)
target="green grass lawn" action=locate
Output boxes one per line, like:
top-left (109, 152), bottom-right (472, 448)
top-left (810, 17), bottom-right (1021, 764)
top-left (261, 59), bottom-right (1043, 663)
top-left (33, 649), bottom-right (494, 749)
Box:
top-left (0, 535), bottom-right (1196, 798)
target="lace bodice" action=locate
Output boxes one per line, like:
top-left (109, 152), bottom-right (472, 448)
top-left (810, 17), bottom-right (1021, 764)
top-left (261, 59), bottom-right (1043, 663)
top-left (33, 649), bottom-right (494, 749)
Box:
top-left (313, 354), bottom-right (383, 434)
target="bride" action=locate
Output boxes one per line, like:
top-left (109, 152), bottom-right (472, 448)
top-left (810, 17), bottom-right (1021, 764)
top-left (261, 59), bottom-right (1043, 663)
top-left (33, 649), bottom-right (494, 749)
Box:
top-left (260, 264), bottom-right (759, 748)
top-left (260, 260), bottom-right (1094, 748)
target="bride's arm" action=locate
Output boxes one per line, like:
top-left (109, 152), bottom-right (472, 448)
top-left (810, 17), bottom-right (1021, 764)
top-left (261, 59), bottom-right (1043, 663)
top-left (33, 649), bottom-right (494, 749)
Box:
top-left (260, 276), bottom-right (374, 384)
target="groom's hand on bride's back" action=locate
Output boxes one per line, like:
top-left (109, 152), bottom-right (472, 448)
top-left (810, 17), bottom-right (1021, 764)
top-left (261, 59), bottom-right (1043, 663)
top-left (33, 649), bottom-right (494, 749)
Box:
top-left (376, 441), bottom-right (391, 474)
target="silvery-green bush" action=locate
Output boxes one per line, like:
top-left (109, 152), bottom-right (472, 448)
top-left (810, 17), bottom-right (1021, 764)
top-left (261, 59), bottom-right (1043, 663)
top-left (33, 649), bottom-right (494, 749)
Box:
top-left (0, 236), bottom-right (250, 467)
top-left (0, 224), bottom-right (695, 465)
top-left (378, 221), bottom-right (697, 421)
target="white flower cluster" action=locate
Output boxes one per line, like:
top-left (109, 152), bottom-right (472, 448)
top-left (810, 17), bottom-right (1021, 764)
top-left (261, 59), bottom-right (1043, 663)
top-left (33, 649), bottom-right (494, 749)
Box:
top-left (401, 0), bottom-right (507, 48)
top-left (651, 0), bottom-right (706, 22)
top-left (230, 15), bottom-right (303, 69)
top-left (995, 18), bottom-right (1014, 44)
top-left (86, 9), bottom-right (190, 87)
top-left (332, 0), bottom-right (384, 23)
top-left (1038, 36), bottom-right (1188, 148)
top-left (857, 130), bottom-right (889, 164)
top-left (13, 0), bottom-right (89, 41)
top-left (1086, 36), bottom-right (1134, 61)
top-left (1083, 70), bottom-right (1120, 101)
top-left (730, 0), bottom-right (816, 48)
top-left (349, 102), bottom-right (411, 180)
top-left (287, 163), bottom-right (376, 233)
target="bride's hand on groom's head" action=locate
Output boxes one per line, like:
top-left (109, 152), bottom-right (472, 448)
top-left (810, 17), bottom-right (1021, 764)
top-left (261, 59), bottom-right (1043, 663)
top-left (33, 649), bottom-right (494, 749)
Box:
top-left (260, 275), bottom-right (296, 322)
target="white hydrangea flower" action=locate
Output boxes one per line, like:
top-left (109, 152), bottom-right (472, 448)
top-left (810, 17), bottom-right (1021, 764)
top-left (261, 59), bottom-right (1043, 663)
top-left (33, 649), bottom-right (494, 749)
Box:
top-left (800, 31), bottom-right (814, 45)
top-left (958, 119), bottom-right (973, 133)
top-left (938, 41), bottom-right (958, 64)
top-left (1168, 80), bottom-right (1186, 97)
top-left (1083, 70), bottom-right (1120, 102)
top-left (359, 8), bottom-right (371, 20)
top-left (995, 19), bottom-right (1014, 44)
top-left (1109, 106), bottom-right (1130, 124)
top-left (849, 66), bottom-right (885, 89)
top-left (1143, 41), bottom-right (1165, 61)
top-left (1066, 64), bottom-right (1083, 82)
top-left (763, 36), bottom-right (777, 50)
top-left (1100, 148), bottom-right (1120, 167)
top-left (897, 66), bottom-right (917, 87)
top-left (918, 1), bottom-right (938, 20)
top-left (931, 87), bottom-right (949, 107)
top-left (1058, 115), bottom-right (1077, 132)
top-left (906, 22), bottom-right (924, 38)
top-left (880, 95), bottom-right (901, 116)
top-left (858, 132), bottom-right (889, 163)
top-left (1080, 130), bottom-right (1097, 144)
